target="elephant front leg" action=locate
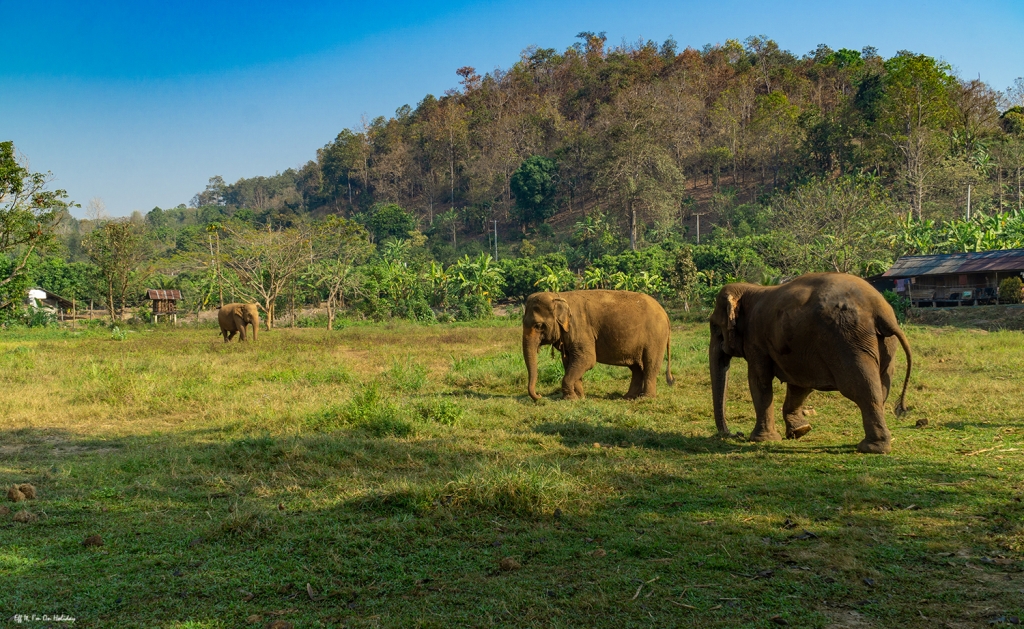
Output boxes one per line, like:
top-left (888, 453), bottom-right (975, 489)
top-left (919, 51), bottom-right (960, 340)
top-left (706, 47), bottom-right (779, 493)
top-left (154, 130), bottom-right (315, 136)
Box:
top-left (747, 362), bottom-right (782, 442)
top-left (561, 352), bottom-right (594, 400)
top-left (782, 384), bottom-right (813, 439)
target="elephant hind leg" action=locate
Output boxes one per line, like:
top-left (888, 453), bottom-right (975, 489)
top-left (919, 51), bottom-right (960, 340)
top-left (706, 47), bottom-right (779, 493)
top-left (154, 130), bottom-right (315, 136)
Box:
top-left (782, 384), bottom-right (813, 439)
top-left (637, 346), bottom-right (663, 399)
top-left (838, 365), bottom-right (892, 454)
top-left (624, 365), bottom-right (644, 399)
top-left (227, 330), bottom-right (237, 341)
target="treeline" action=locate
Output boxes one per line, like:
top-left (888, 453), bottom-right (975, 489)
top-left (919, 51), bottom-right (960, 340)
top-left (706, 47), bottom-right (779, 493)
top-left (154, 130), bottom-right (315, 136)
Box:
top-left (7, 34), bottom-right (1024, 327)
top-left (190, 34), bottom-right (1024, 252)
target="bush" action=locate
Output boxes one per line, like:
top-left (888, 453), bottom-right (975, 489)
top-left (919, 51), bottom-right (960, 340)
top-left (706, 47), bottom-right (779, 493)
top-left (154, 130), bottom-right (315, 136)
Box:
top-left (882, 290), bottom-right (911, 323)
top-left (999, 277), bottom-right (1023, 304)
top-left (418, 398), bottom-right (463, 426)
top-left (499, 254), bottom-right (570, 301)
top-left (25, 308), bottom-right (57, 328)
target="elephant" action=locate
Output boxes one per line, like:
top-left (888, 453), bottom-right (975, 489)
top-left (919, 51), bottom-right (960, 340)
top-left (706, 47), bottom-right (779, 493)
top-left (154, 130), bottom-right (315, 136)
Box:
top-left (709, 273), bottom-right (912, 454)
top-left (523, 290), bottom-right (673, 401)
top-left (218, 303), bottom-right (259, 342)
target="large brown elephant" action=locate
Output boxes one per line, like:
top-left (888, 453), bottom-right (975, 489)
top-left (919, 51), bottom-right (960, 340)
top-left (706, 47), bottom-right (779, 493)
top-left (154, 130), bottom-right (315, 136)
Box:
top-left (523, 290), bottom-right (673, 400)
top-left (709, 273), bottom-right (912, 454)
top-left (218, 303), bottom-right (259, 342)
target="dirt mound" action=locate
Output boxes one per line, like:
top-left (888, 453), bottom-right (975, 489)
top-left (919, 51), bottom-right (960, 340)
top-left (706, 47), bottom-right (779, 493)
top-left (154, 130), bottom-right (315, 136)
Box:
top-left (908, 304), bottom-right (1024, 331)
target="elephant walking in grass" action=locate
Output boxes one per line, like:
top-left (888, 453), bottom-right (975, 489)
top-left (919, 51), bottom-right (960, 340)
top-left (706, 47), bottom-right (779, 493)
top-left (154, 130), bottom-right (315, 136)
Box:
top-left (709, 273), bottom-right (912, 454)
top-left (218, 303), bottom-right (259, 342)
top-left (523, 290), bottom-right (673, 400)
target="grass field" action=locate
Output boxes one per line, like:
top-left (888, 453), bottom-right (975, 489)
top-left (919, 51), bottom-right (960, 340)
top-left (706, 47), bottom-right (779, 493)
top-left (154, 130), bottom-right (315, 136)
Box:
top-left (0, 316), bottom-right (1022, 628)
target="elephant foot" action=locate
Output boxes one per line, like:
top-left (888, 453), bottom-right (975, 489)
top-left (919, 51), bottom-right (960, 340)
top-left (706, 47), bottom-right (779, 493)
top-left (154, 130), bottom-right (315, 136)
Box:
top-left (749, 429), bottom-right (783, 442)
top-left (786, 424), bottom-right (812, 440)
top-left (856, 438), bottom-right (892, 454)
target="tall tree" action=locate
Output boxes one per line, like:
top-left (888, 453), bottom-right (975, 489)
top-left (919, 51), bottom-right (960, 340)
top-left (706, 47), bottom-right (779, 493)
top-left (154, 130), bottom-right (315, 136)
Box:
top-left (222, 224), bottom-right (313, 328)
top-left (84, 220), bottom-right (152, 322)
top-left (303, 217), bottom-right (373, 330)
top-left (877, 52), bottom-right (957, 218)
top-left (510, 155), bottom-right (559, 229)
top-left (0, 141), bottom-right (74, 312)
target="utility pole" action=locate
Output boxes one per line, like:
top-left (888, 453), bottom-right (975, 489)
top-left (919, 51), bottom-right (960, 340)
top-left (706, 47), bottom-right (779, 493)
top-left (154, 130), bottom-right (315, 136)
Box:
top-left (493, 220), bottom-right (498, 260)
top-left (693, 212), bottom-right (707, 244)
top-left (967, 183), bottom-right (972, 221)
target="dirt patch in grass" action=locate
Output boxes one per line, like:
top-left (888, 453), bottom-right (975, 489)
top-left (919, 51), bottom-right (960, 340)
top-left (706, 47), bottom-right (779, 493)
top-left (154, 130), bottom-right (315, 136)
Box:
top-left (909, 304), bottom-right (1024, 330)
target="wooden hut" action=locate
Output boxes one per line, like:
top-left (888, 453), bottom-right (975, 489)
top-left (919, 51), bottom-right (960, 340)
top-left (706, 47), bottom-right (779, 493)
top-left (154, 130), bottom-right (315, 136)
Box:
top-left (883, 249), bottom-right (1024, 306)
top-left (147, 289), bottom-right (182, 323)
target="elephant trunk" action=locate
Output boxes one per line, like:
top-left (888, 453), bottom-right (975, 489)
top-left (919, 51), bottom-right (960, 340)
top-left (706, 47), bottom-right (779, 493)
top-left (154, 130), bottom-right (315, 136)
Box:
top-left (251, 315), bottom-right (258, 342)
top-left (710, 330), bottom-right (732, 437)
top-left (523, 329), bottom-right (542, 401)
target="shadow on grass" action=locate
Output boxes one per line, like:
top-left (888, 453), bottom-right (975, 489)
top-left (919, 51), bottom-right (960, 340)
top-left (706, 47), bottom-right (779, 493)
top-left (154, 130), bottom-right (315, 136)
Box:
top-left (0, 425), bottom-right (1018, 628)
top-left (534, 420), bottom-right (746, 453)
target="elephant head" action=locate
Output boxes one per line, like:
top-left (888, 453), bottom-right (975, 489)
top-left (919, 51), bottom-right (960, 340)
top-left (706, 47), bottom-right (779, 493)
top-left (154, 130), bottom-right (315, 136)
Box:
top-left (522, 292), bottom-right (571, 400)
top-left (708, 284), bottom-right (755, 436)
top-left (237, 303), bottom-right (259, 341)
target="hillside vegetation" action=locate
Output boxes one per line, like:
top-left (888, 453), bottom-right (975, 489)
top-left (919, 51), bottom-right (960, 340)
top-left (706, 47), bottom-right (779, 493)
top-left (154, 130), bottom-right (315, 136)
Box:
top-left (6, 34), bottom-right (1024, 325)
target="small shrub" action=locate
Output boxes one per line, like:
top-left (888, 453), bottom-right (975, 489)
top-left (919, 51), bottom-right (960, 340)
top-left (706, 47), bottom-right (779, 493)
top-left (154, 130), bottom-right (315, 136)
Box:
top-left (438, 464), bottom-right (584, 516)
top-left (346, 383), bottom-right (414, 437)
top-left (304, 404), bottom-right (347, 432)
top-left (418, 398), bottom-right (463, 426)
top-left (110, 326), bottom-right (129, 341)
top-left (26, 309), bottom-right (57, 328)
top-left (218, 502), bottom-right (281, 539)
top-left (297, 313), bottom-right (329, 328)
top-left (386, 358), bottom-right (427, 391)
top-left (999, 276), bottom-right (1023, 304)
top-left (307, 366), bottom-right (350, 385)
top-left (882, 290), bottom-right (911, 323)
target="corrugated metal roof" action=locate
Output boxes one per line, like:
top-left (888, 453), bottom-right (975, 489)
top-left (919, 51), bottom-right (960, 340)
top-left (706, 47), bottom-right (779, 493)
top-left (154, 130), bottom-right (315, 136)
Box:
top-left (884, 249), bottom-right (1024, 277)
top-left (147, 289), bottom-right (182, 300)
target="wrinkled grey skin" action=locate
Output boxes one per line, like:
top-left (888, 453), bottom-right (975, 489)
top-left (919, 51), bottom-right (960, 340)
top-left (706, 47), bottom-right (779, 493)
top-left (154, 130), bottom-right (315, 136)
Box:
top-left (218, 303), bottom-right (259, 342)
top-left (709, 273), bottom-right (912, 454)
top-left (523, 290), bottom-right (673, 401)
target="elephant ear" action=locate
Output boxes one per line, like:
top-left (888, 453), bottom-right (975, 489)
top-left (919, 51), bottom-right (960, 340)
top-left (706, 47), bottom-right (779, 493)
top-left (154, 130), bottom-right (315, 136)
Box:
top-left (724, 293), bottom-right (740, 332)
top-left (722, 292), bottom-right (744, 355)
top-left (552, 298), bottom-right (571, 334)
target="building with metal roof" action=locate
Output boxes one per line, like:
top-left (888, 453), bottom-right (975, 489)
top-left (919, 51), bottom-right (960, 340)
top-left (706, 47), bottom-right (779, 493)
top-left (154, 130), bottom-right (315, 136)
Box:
top-left (883, 249), bottom-right (1024, 306)
top-left (146, 289), bottom-right (182, 323)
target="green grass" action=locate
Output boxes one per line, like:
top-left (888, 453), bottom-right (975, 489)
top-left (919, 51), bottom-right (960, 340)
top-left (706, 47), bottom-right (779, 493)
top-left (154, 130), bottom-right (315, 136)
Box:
top-left (0, 320), bottom-right (1022, 628)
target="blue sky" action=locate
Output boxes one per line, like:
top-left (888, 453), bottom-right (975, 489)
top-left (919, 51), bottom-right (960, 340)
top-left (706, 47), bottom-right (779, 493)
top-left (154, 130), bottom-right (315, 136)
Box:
top-left (3, 0), bottom-right (1023, 217)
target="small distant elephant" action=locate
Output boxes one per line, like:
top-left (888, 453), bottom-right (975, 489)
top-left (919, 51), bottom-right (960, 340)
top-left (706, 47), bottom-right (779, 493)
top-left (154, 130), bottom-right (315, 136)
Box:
top-left (523, 290), bottom-right (673, 400)
top-left (709, 273), bottom-right (912, 454)
top-left (218, 303), bottom-right (259, 342)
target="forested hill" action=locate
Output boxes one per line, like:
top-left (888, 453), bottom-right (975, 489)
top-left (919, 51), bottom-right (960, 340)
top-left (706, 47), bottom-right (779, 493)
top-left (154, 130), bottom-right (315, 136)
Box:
top-left (183, 33), bottom-right (1023, 254)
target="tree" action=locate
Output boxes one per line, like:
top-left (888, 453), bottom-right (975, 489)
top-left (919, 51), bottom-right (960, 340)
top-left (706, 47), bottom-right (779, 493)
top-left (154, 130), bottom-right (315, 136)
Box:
top-left (363, 203), bottom-right (416, 242)
top-left (84, 220), bottom-right (152, 321)
top-left (192, 176), bottom-right (227, 207)
top-left (222, 224), bottom-right (313, 328)
top-left (510, 155), bottom-right (559, 228)
top-left (303, 217), bottom-right (373, 330)
top-left (0, 141), bottom-right (74, 312)
top-left (774, 176), bottom-right (899, 275)
top-left (877, 52), bottom-right (957, 218)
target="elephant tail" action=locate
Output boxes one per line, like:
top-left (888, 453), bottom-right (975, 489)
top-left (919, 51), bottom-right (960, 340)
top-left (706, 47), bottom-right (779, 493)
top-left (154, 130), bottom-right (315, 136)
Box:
top-left (665, 337), bottom-right (675, 386)
top-left (880, 318), bottom-right (912, 417)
